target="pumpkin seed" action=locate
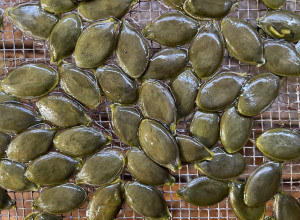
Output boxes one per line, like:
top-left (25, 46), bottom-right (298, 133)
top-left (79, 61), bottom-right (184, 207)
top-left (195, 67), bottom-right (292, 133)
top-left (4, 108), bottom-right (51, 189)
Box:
top-left (237, 73), bottom-right (281, 117)
top-left (261, 0), bottom-right (285, 9)
top-left (5, 3), bottom-right (59, 40)
top-left (264, 217), bottom-right (274, 220)
top-left (163, 0), bottom-right (185, 10)
top-left (32, 183), bottom-right (87, 214)
top-left (0, 91), bottom-right (18, 103)
top-left (87, 181), bottom-right (123, 220)
top-left (220, 106), bottom-right (253, 153)
top-left (25, 211), bottom-right (39, 220)
top-left (41, 0), bottom-right (77, 14)
top-left (124, 181), bottom-right (171, 220)
top-left (296, 41), bottom-right (300, 53)
top-left (244, 162), bottom-right (282, 207)
top-left (0, 9), bottom-right (3, 31)
top-left (0, 133), bottom-right (9, 158)
top-left (35, 213), bottom-right (62, 220)
top-left (54, 126), bottom-right (110, 158)
top-left (176, 176), bottom-right (229, 206)
top-left (74, 18), bottom-right (118, 68)
top-left (1, 64), bottom-right (58, 99)
top-left (274, 192), bottom-right (300, 220)
top-left (76, 151), bottom-right (125, 186)
top-left (221, 17), bottom-right (265, 66)
top-left (36, 95), bottom-right (91, 128)
top-left (0, 187), bottom-right (14, 211)
top-left (126, 148), bottom-right (175, 186)
top-left (7, 128), bottom-right (56, 162)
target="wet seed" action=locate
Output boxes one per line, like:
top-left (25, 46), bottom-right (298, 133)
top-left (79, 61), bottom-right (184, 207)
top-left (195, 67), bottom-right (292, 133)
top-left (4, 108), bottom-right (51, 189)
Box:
top-left (273, 192), bottom-right (300, 220)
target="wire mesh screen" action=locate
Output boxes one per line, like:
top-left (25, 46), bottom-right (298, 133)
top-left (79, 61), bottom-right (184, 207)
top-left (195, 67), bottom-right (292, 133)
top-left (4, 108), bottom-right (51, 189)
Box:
top-left (0, 0), bottom-right (299, 219)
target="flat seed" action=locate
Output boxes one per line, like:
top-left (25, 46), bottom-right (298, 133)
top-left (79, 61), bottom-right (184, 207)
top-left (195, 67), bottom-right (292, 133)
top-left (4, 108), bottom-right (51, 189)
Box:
top-left (274, 192), bottom-right (300, 220)
top-left (0, 9), bottom-right (3, 31)
top-left (261, 0), bottom-right (285, 9)
top-left (41, 0), bottom-right (77, 14)
top-left (163, 0), bottom-right (185, 10)
top-left (0, 133), bottom-right (9, 158)
top-left (24, 212), bottom-right (39, 220)
top-left (0, 187), bottom-right (15, 211)
top-left (0, 91), bottom-right (18, 103)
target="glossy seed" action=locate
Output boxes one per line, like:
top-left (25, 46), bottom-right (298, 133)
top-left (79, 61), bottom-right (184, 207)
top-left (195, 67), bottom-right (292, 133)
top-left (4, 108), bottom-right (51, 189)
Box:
top-left (183, 0), bottom-right (238, 20)
top-left (139, 80), bottom-right (176, 126)
top-left (95, 64), bottom-right (138, 104)
top-left (244, 162), bottom-right (282, 207)
top-left (296, 41), bottom-right (300, 53)
top-left (142, 48), bottom-right (188, 80)
top-left (54, 126), bottom-right (110, 158)
top-left (5, 3), bottom-right (58, 40)
top-left (170, 69), bottom-right (199, 121)
top-left (0, 9), bottom-right (3, 31)
top-left (189, 22), bottom-right (224, 78)
top-left (264, 40), bottom-right (300, 77)
top-left (274, 192), bottom-right (300, 220)
top-left (0, 91), bottom-right (18, 103)
top-left (0, 187), bottom-right (15, 211)
top-left (36, 95), bottom-right (91, 128)
top-left (32, 183), bottom-right (87, 214)
top-left (59, 63), bottom-right (101, 108)
top-left (196, 72), bottom-right (247, 111)
top-left (1, 64), bottom-right (58, 99)
top-left (25, 211), bottom-right (39, 220)
top-left (0, 159), bottom-right (38, 191)
top-left (87, 181), bottom-right (123, 220)
top-left (126, 148), bottom-right (175, 186)
top-left (163, 0), bottom-right (185, 10)
top-left (256, 128), bottom-right (300, 161)
top-left (139, 119), bottom-right (181, 172)
top-left (74, 18), bottom-right (118, 68)
top-left (189, 111), bottom-right (220, 148)
top-left (220, 106), bottom-right (253, 153)
top-left (229, 182), bottom-right (265, 220)
top-left (177, 176), bottom-right (229, 206)
top-left (50, 14), bottom-right (82, 63)
top-left (237, 73), bottom-right (281, 117)
top-left (0, 133), bottom-right (9, 158)
top-left (41, 0), bottom-right (76, 14)
top-left (124, 181), bottom-right (171, 219)
top-left (261, 0), bottom-right (285, 9)
top-left (257, 10), bottom-right (300, 42)
top-left (264, 217), bottom-right (274, 220)
top-left (7, 128), bottom-right (56, 162)
top-left (195, 147), bottom-right (246, 180)
top-left (26, 152), bottom-right (81, 186)
top-left (0, 103), bottom-right (41, 134)
top-left (35, 213), bottom-right (62, 220)
top-left (143, 12), bottom-right (199, 47)
top-left (221, 17), bottom-right (265, 66)
top-left (76, 151), bottom-right (125, 186)
top-left (78, 0), bottom-right (137, 21)
top-left (111, 104), bottom-right (142, 148)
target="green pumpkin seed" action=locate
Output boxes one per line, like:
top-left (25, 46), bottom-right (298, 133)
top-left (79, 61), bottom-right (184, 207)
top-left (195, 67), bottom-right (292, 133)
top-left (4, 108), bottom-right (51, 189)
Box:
top-left (25, 211), bottom-right (39, 220)
top-left (189, 22), bottom-right (224, 78)
top-left (0, 91), bottom-right (18, 103)
top-left (36, 95), bottom-right (91, 128)
top-left (220, 106), bottom-right (253, 153)
top-left (142, 48), bottom-right (188, 80)
top-left (163, 0), bottom-right (185, 10)
top-left (189, 111), bottom-right (220, 148)
top-left (116, 20), bottom-right (150, 79)
top-left (274, 192), bottom-right (300, 220)
top-left (35, 213), bottom-right (62, 220)
top-left (264, 217), bottom-right (274, 220)
top-left (1, 64), bottom-right (59, 99)
top-left (7, 128), bottom-right (56, 162)
top-left (0, 133), bottom-right (9, 158)
top-left (261, 0), bottom-right (285, 9)
top-left (50, 14), bottom-right (82, 63)
top-left (256, 128), bottom-right (300, 161)
top-left (237, 73), bottom-right (281, 117)
top-left (195, 147), bottom-right (246, 180)
top-left (221, 17), bottom-right (265, 66)
top-left (176, 135), bottom-right (212, 163)
top-left (170, 69), bottom-right (199, 121)
top-left (59, 63), bottom-right (101, 108)
top-left (74, 18), bottom-right (118, 68)
top-left (183, 0), bottom-right (238, 20)
top-left (126, 148), bottom-right (175, 186)
top-left (139, 80), bottom-right (176, 126)
top-left (32, 183), bottom-right (87, 214)
top-left (0, 103), bottom-right (41, 134)
top-left (264, 40), bottom-right (300, 77)
top-left (111, 104), bottom-right (142, 148)
top-left (76, 151), bottom-right (125, 186)
top-left (176, 176), bottom-right (229, 206)
top-left (41, 0), bottom-right (77, 14)
top-left (26, 152), bottom-right (82, 186)
top-left (0, 187), bottom-right (14, 211)
top-left (78, 0), bottom-right (137, 22)
top-left (54, 126), bottom-right (110, 158)
top-left (0, 9), bottom-right (3, 31)
top-left (143, 12), bottom-right (199, 47)
top-left (257, 10), bottom-right (300, 42)
top-left (95, 64), bottom-right (138, 104)
top-left (296, 41), bottom-right (300, 53)
top-left (229, 182), bottom-right (265, 220)
top-left (139, 119), bottom-right (181, 172)
top-left (244, 162), bottom-right (282, 207)
top-left (5, 3), bottom-right (59, 40)
top-left (87, 181), bottom-right (123, 220)
top-left (124, 181), bottom-right (171, 220)
top-left (196, 72), bottom-right (247, 111)
top-left (0, 159), bottom-right (38, 191)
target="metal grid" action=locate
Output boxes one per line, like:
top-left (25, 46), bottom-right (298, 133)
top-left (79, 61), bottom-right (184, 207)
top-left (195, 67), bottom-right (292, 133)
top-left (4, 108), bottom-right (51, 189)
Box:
top-left (0, 0), bottom-right (299, 219)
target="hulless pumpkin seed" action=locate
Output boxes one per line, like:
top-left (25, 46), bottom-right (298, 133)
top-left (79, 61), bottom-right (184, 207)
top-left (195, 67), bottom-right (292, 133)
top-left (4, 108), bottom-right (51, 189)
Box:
top-left (0, 133), bottom-right (9, 158)
top-left (41, 0), bottom-right (77, 14)
top-left (163, 0), bottom-right (185, 10)
top-left (24, 212), bottom-right (39, 220)
top-left (35, 213), bottom-right (62, 220)
top-left (264, 217), bottom-right (274, 220)
top-left (274, 192), bottom-right (300, 220)
top-left (0, 9), bottom-right (3, 31)
top-left (0, 187), bottom-right (15, 211)
top-left (0, 91), bottom-right (18, 103)
top-left (261, 0), bottom-right (285, 9)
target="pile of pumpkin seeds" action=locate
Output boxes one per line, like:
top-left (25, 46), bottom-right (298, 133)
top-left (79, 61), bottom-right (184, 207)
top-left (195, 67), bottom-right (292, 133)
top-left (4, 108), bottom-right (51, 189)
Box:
top-left (0, 0), bottom-right (300, 219)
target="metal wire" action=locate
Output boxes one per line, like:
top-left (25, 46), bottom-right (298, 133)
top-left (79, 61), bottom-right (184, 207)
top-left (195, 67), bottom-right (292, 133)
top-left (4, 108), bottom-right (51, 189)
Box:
top-left (0, 0), bottom-right (299, 219)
